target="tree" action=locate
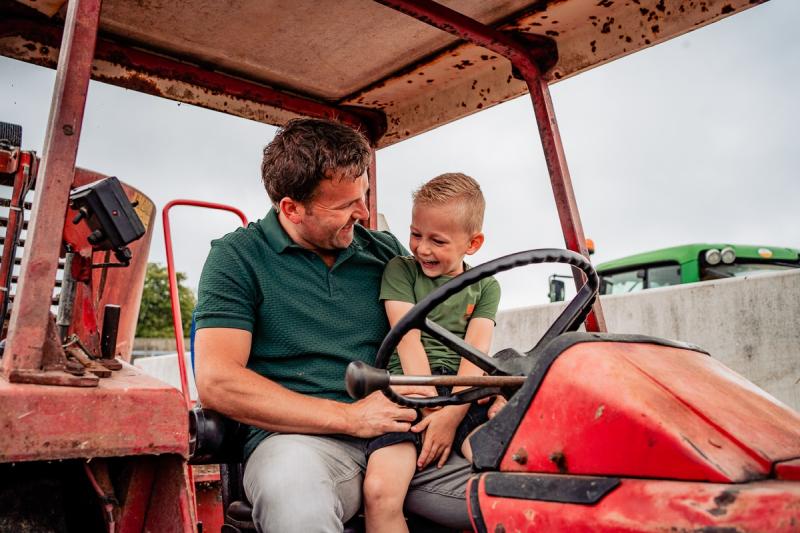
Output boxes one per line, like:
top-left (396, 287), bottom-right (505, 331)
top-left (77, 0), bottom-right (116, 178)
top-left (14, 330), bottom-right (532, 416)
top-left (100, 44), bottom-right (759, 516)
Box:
top-left (136, 262), bottom-right (196, 338)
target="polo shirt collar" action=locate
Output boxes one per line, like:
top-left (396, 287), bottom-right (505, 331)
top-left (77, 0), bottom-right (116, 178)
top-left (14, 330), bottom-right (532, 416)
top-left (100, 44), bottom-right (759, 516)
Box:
top-left (260, 208), bottom-right (297, 254)
top-left (259, 207), bottom-right (367, 257)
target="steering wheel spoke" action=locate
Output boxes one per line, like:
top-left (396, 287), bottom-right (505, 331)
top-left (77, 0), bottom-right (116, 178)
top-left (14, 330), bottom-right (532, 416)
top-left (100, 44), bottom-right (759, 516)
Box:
top-left (422, 318), bottom-right (498, 374)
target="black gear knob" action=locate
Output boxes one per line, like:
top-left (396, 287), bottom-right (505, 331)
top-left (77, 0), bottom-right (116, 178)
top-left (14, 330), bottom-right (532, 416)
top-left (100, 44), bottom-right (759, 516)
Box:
top-left (345, 360), bottom-right (390, 400)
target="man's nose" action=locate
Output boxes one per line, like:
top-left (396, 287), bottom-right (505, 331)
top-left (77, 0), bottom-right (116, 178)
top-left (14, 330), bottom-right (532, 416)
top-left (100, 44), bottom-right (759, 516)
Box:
top-left (353, 197), bottom-right (369, 221)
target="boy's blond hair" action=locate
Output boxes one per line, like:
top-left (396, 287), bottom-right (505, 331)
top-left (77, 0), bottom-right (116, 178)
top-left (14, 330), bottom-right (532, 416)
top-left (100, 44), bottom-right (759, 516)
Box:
top-left (412, 173), bottom-right (485, 235)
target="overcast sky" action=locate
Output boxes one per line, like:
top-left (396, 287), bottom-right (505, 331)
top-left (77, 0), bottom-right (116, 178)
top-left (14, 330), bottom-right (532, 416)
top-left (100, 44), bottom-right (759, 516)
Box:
top-left (1, 0), bottom-right (798, 310)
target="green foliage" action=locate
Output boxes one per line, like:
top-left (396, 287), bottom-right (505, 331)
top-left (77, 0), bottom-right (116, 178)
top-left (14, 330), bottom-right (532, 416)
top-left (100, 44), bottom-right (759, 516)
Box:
top-left (136, 262), bottom-right (196, 338)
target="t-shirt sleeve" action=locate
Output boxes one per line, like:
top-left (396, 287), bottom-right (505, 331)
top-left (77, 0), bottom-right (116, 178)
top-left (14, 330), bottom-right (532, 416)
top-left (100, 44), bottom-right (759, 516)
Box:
top-left (379, 256), bottom-right (417, 304)
top-left (471, 276), bottom-right (501, 322)
top-left (194, 239), bottom-right (257, 332)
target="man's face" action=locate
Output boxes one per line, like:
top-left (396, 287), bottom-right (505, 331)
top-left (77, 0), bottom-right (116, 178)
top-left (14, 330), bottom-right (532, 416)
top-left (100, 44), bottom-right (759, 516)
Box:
top-left (295, 171), bottom-right (370, 253)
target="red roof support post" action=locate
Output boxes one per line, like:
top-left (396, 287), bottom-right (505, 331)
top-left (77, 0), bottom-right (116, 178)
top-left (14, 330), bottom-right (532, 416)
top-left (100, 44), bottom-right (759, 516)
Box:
top-left (373, 0), bottom-right (606, 332)
top-left (367, 147), bottom-right (379, 230)
top-left (3, 0), bottom-right (103, 381)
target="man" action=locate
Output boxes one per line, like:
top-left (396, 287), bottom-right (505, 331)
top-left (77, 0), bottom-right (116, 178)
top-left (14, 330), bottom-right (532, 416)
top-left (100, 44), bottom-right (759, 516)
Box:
top-left (194, 118), bottom-right (473, 532)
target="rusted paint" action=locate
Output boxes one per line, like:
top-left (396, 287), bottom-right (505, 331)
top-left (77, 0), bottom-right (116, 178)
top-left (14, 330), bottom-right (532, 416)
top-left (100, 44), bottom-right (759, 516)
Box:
top-left (2, 1), bottom-right (767, 148)
top-left (472, 473), bottom-right (800, 531)
top-left (0, 361), bottom-right (188, 463)
top-left (2, 0), bottom-right (101, 379)
top-left (0, 16), bottom-right (386, 144)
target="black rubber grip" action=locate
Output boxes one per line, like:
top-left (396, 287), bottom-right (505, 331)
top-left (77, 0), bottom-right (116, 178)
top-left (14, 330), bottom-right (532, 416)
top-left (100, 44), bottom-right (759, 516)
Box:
top-left (345, 360), bottom-right (390, 399)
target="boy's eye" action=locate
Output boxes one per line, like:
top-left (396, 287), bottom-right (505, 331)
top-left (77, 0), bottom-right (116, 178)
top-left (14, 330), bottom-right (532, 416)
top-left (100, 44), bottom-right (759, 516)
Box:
top-left (432, 239), bottom-right (446, 246)
top-left (410, 232), bottom-right (421, 238)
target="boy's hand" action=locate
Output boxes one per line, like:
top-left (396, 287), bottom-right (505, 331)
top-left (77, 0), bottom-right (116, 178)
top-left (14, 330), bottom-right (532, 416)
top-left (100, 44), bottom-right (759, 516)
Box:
top-left (487, 395), bottom-right (507, 419)
top-left (412, 405), bottom-right (467, 469)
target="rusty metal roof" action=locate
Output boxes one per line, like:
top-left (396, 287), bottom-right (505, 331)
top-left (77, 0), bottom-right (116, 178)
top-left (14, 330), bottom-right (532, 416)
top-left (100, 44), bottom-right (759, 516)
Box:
top-left (1, 0), bottom-right (767, 147)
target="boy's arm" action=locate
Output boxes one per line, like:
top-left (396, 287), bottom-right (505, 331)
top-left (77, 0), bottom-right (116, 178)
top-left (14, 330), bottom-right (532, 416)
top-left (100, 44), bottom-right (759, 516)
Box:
top-left (384, 300), bottom-right (437, 396)
top-left (452, 317), bottom-right (495, 391)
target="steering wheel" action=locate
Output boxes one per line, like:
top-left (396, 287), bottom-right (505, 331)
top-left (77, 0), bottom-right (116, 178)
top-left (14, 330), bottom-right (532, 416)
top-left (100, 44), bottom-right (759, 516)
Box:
top-left (345, 248), bottom-right (599, 408)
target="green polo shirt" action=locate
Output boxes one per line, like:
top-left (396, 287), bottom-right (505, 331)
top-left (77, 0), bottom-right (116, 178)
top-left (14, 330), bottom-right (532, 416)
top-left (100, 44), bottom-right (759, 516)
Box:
top-left (195, 208), bottom-right (406, 459)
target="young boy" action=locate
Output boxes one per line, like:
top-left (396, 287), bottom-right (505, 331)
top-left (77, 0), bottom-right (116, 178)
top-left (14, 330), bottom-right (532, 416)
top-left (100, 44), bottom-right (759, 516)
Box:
top-left (363, 173), bottom-right (501, 533)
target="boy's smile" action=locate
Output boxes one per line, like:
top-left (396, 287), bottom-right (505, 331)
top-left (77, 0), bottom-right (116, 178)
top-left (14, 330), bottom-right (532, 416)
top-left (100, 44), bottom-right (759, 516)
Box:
top-left (409, 201), bottom-right (484, 278)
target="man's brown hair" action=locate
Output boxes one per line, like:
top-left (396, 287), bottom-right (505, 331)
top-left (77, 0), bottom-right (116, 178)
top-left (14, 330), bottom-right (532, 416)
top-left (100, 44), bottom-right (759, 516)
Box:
top-left (261, 118), bottom-right (371, 207)
top-left (412, 173), bottom-right (485, 234)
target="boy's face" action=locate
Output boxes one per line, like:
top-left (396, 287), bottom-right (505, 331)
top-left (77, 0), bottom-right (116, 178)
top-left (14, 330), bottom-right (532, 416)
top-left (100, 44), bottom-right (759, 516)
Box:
top-left (409, 201), bottom-right (484, 278)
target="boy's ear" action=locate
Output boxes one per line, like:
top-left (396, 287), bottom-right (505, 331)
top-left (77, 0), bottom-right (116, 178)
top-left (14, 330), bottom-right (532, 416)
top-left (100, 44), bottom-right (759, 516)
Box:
top-left (465, 232), bottom-right (485, 256)
top-left (279, 197), bottom-right (304, 224)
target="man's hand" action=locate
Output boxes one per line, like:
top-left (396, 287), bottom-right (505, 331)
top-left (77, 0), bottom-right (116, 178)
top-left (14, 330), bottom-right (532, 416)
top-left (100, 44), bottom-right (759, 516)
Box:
top-left (412, 405), bottom-right (468, 469)
top-left (345, 391), bottom-right (417, 438)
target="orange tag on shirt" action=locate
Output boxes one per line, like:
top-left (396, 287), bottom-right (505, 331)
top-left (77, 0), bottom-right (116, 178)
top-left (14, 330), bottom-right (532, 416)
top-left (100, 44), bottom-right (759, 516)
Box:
top-left (465, 303), bottom-right (475, 319)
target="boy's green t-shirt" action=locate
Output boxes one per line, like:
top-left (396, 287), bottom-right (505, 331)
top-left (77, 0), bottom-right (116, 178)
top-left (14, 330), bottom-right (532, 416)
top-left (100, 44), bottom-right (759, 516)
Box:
top-left (379, 255), bottom-right (501, 374)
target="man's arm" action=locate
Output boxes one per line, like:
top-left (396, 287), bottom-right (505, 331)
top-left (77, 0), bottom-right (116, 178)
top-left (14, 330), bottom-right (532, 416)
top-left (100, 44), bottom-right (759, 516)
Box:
top-left (194, 327), bottom-right (416, 437)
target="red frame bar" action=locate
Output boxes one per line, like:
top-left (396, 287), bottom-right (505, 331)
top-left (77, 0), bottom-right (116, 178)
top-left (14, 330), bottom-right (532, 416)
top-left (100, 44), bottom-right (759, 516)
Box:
top-left (367, 147), bottom-right (378, 230)
top-left (3, 0), bottom-right (103, 379)
top-left (162, 200), bottom-right (248, 407)
top-left (374, 0), bottom-right (606, 332)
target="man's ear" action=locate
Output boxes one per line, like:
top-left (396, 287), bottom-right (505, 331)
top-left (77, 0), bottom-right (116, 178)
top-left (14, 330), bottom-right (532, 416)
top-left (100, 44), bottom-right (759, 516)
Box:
top-left (465, 232), bottom-right (485, 255)
top-left (278, 197), bottom-right (304, 224)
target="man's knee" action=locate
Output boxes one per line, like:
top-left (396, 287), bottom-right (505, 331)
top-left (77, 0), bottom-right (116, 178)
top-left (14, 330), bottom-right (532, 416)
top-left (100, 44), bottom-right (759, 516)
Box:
top-left (244, 435), bottom-right (362, 531)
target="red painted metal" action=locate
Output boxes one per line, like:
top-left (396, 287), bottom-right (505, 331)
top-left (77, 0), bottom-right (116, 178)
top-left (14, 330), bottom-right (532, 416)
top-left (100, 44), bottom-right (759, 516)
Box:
top-left (144, 455), bottom-right (196, 533)
top-left (776, 458), bottom-right (800, 481)
top-left (497, 342), bottom-right (800, 482)
top-left (373, 0), bottom-right (606, 332)
top-left (194, 466), bottom-right (224, 533)
top-left (2, 0), bottom-right (102, 380)
top-left (0, 151), bottom-right (36, 333)
top-left (0, 361), bottom-right (188, 463)
top-left (0, 16), bottom-right (386, 144)
top-left (117, 458), bottom-right (156, 533)
top-left (163, 200), bottom-right (248, 408)
top-left (367, 147), bottom-right (378, 230)
top-left (471, 473), bottom-right (800, 532)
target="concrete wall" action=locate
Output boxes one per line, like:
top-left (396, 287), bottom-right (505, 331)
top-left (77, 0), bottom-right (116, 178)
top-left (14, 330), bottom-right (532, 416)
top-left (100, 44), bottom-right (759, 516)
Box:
top-left (492, 270), bottom-right (800, 410)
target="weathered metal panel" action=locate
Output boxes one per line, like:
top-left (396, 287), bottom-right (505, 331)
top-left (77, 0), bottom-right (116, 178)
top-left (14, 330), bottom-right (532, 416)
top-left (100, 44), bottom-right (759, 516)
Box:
top-left (0, 361), bottom-right (189, 462)
top-left (471, 473), bottom-right (800, 532)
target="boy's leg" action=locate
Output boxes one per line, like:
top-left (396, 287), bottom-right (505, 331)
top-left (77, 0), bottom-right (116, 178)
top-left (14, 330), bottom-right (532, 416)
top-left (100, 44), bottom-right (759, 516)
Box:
top-left (363, 442), bottom-right (417, 533)
top-left (243, 433), bottom-right (366, 533)
top-left (405, 453), bottom-right (472, 529)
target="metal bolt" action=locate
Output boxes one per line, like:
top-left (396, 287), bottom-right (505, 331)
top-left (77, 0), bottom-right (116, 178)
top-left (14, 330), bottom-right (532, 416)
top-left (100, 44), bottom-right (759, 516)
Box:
top-left (494, 524), bottom-right (506, 533)
top-left (62, 124), bottom-right (74, 136)
top-left (511, 447), bottom-right (528, 465)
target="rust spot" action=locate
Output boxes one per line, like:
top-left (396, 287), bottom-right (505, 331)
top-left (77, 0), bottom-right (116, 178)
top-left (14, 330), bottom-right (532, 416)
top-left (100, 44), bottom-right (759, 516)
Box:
top-left (40, 46), bottom-right (49, 55)
top-left (708, 490), bottom-right (738, 516)
top-left (597, 0), bottom-right (613, 7)
top-left (531, 22), bottom-right (542, 26)
top-left (549, 451), bottom-right (567, 473)
top-left (481, 54), bottom-right (489, 60)
top-left (651, 24), bottom-right (660, 34)
top-left (554, 72), bottom-right (562, 79)
top-left (476, 103), bottom-right (483, 109)
top-left (494, 524), bottom-right (506, 533)
top-left (426, 79), bottom-right (433, 84)
top-left (22, 43), bottom-right (36, 52)
top-left (601, 17), bottom-right (614, 34)
top-left (655, 0), bottom-right (666, 12)
top-left (545, 30), bottom-right (559, 36)
top-left (640, 7), bottom-right (649, 15)
top-left (406, 79), bottom-right (412, 83)
top-left (590, 40), bottom-right (597, 53)
top-left (625, 36), bottom-right (632, 43)
top-left (720, 4), bottom-right (734, 14)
